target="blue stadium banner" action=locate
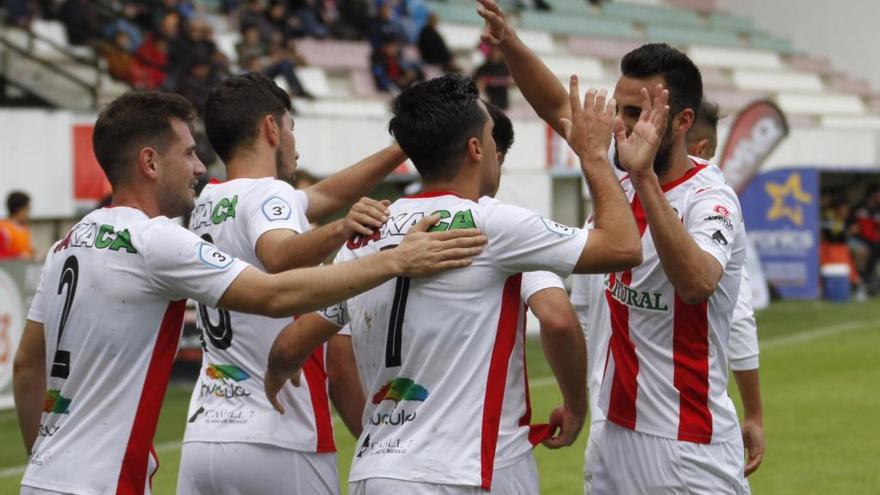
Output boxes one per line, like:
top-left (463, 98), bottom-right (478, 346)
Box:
top-left (740, 168), bottom-right (820, 299)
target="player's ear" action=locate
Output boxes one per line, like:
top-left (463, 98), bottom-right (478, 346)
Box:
top-left (137, 146), bottom-right (160, 180)
top-left (674, 107), bottom-right (696, 137)
top-left (263, 114), bottom-right (280, 148)
top-left (467, 136), bottom-right (482, 162)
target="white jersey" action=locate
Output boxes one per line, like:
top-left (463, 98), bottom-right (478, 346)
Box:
top-left (23, 207), bottom-right (248, 495)
top-left (182, 178), bottom-right (337, 453)
top-left (317, 192), bottom-right (588, 489)
top-left (595, 162), bottom-right (746, 444)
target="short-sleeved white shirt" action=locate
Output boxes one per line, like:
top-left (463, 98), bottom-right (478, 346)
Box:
top-left (22, 207), bottom-right (248, 495)
top-left (182, 178), bottom-right (339, 454)
top-left (317, 192), bottom-right (588, 489)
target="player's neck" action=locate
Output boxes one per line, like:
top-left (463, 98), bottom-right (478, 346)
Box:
top-left (420, 178), bottom-right (479, 201)
top-left (224, 152), bottom-right (275, 180)
top-left (109, 187), bottom-right (162, 218)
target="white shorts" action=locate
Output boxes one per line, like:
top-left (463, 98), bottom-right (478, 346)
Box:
top-left (177, 441), bottom-right (339, 495)
top-left (592, 422), bottom-right (747, 495)
top-left (583, 421), bottom-right (605, 495)
top-left (349, 452), bottom-right (538, 495)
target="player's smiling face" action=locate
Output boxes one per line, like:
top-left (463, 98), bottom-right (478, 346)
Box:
top-left (156, 118), bottom-right (206, 218)
top-left (275, 112), bottom-right (299, 184)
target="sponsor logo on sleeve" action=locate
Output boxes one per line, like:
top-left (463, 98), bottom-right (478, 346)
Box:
top-left (541, 218), bottom-right (575, 237)
top-left (261, 196), bottom-right (292, 221)
top-left (198, 242), bottom-right (235, 269)
top-left (320, 304), bottom-right (347, 327)
top-left (712, 230), bottom-right (729, 246)
top-left (714, 204), bottom-right (731, 216)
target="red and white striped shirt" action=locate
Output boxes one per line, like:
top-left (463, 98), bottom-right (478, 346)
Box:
top-left (597, 161), bottom-right (745, 444)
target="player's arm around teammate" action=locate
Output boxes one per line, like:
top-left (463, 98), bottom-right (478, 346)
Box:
top-left (526, 281), bottom-right (588, 449)
top-left (327, 330), bottom-right (366, 437)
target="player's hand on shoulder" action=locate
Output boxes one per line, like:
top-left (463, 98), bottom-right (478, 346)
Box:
top-left (477, 0), bottom-right (515, 46)
top-left (542, 404), bottom-right (586, 449)
top-left (344, 197), bottom-right (391, 236)
top-left (558, 75), bottom-right (616, 162)
top-left (264, 366), bottom-right (303, 414)
top-left (614, 83), bottom-right (670, 178)
top-left (395, 214), bottom-right (487, 277)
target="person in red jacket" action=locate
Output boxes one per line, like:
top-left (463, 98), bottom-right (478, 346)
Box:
top-left (849, 185), bottom-right (880, 293)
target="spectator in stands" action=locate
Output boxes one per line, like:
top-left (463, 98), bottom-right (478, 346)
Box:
top-left (473, 46), bottom-right (512, 109)
top-left (176, 57), bottom-right (222, 112)
top-left (266, 1), bottom-right (307, 38)
top-left (849, 185), bottom-right (880, 293)
top-left (177, 18), bottom-right (230, 78)
top-left (418, 12), bottom-right (457, 73)
top-left (288, 0), bottom-right (332, 38)
top-left (369, 2), bottom-right (408, 49)
top-left (239, 0), bottom-right (276, 42)
top-left (101, 30), bottom-right (137, 85)
top-left (338, 0), bottom-right (372, 38)
top-left (103, 3), bottom-right (145, 52)
top-left (133, 29), bottom-right (170, 89)
top-left (371, 35), bottom-right (424, 93)
top-left (0, 191), bottom-right (35, 260)
top-left (4, 0), bottom-right (33, 27)
top-left (59, 0), bottom-right (101, 46)
top-left (237, 25), bottom-right (312, 97)
top-left (821, 189), bottom-right (863, 294)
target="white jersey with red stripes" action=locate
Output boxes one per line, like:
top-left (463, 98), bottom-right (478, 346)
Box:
top-left (23, 207), bottom-right (248, 495)
top-left (596, 161), bottom-right (746, 444)
top-left (182, 178), bottom-right (337, 453)
top-left (316, 192), bottom-right (588, 489)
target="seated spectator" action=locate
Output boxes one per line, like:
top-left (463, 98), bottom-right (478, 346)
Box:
top-left (176, 57), bottom-right (222, 112)
top-left (0, 191), bottom-right (35, 260)
top-left (288, 0), bottom-right (331, 38)
top-left (473, 46), bottom-right (512, 109)
top-left (237, 25), bottom-right (312, 97)
top-left (59, 0), bottom-right (101, 46)
top-left (371, 36), bottom-right (424, 93)
top-left (849, 185), bottom-right (880, 293)
top-left (267, 1), bottom-right (307, 39)
top-left (101, 30), bottom-right (136, 84)
top-left (820, 190), bottom-right (862, 291)
top-left (239, 0), bottom-right (276, 42)
top-left (418, 12), bottom-right (457, 73)
top-left (103, 3), bottom-right (145, 52)
top-left (369, 2), bottom-right (408, 49)
top-left (133, 31), bottom-right (169, 89)
top-left (338, 0), bottom-right (372, 39)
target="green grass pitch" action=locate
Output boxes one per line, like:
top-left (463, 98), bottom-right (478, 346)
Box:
top-left (1, 299), bottom-right (878, 494)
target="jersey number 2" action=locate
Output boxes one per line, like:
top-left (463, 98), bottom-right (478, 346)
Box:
top-left (51, 256), bottom-right (78, 379)
top-left (385, 276), bottom-right (410, 367)
top-left (197, 233), bottom-right (234, 350)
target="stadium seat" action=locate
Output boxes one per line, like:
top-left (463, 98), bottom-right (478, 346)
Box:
top-left (687, 46), bottom-right (782, 70)
top-left (436, 23), bottom-right (481, 52)
top-left (749, 33), bottom-right (795, 54)
top-left (826, 75), bottom-right (872, 96)
top-left (732, 69), bottom-right (824, 92)
top-left (601, 2), bottom-right (703, 28)
top-left (214, 32), bottom-right (239, 65)
top-left (822, 116), bottom-right (880, 131)
top-left (786, 54), bottom-right (833, 74)
top-left (520, 11), bottom-right (636, 38)
top-left (700, 66), bottom-right (733, 89)
top-left (666, 0), bottom-right (717, 13)
top-left (296, 39), bottom-right (371, 71)
top-left (645, 25), bottom-right (741, 48)
top-left (349, 70), bottom-right (379, 98)
top-left (292, 98), bottom-right (389, 119)
top-left (423, 1), bottom-right (484, 25)
top-left (776, 93), bottom-right (865, 116)
top-left (538, 54), bottom-right (605, 80)
top-left (291, 67), bottom-right (333, 98)
top-left (566, 36), bottom-right (642, 61)
top-left (707, 13), bottom-right (755, 33)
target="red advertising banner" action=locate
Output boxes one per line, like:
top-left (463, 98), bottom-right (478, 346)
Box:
top-left (718, 100), bottom-right (789, 194)
top-left (73, 124), bottom-right (112, 202)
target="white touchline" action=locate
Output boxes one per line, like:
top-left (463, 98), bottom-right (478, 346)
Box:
top-left (2, 317), bottom-right (878, 480)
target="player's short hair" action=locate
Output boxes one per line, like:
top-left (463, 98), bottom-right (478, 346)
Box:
top-left (204, 72), bottom-right (292, 164)
top-left (93, 91), bottom-right (196, 186)
top-left (686, 98), bottom-right (722, 146)
top-left (487, 102), bottom-right (514, 156)
top-left (389, 74), bottom-right (488, 182)
top-left (6, 191), bottom-right (30, 215)
top-left (621, 43), bottom-right (703, 122)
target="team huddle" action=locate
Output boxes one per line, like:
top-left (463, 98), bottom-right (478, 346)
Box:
top-left (13, 1), bottom-right (764, 494)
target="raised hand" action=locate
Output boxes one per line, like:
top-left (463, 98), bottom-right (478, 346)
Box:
top-left (344, 197), bottom-right (391, 236)
top-left (396, 215), bottom-right (487, 277)
top-left (558, 75), bottom-right (616, 162)
top-left (613, 83), bottom-right (670, 177)
top-left (476, 0), bottom-right (515, 46)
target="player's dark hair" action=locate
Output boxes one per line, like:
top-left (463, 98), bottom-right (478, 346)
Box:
top-left (487, 101), bottom-right (514, 156)
top-left (687, 98), bottom-right (722, 145)
top-left (204, 72), bottom-right (292, 164)
top-left (93, 91), bottom-right (196, 186)
top-left (6, 191), bottom-right (30, 215)
top-left (621, 43), bottom-right (703, 121)
top-left (389, 74), bottom-right (488, 182)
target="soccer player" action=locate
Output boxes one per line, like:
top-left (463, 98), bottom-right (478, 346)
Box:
top-left (264, 72), bottom-right (670, 494)
top-left (686, 99), bottom-right (765, 481)
top-left (478, 1), bottom-right (749, 493)
top-left (176, 73), bottom-right (406, 494)
top-left (12, 91), bottom-right (485, 495)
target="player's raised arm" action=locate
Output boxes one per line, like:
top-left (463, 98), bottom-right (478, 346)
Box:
top-left (617, 84), bottom-right (727, 303)
top-left (304, 144), bottom-right (407, 221)
top-left (220, 215), bottom-right (487, 317)
top-left (561, 76), bottom-right (641, 273)
top-left (477, 0), bottom-right (571, 135)
top-left (13, 320), bottom-right (46, 455)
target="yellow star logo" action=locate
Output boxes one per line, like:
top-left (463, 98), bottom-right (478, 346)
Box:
top-left (765, 173), bottom-right (813, 226)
